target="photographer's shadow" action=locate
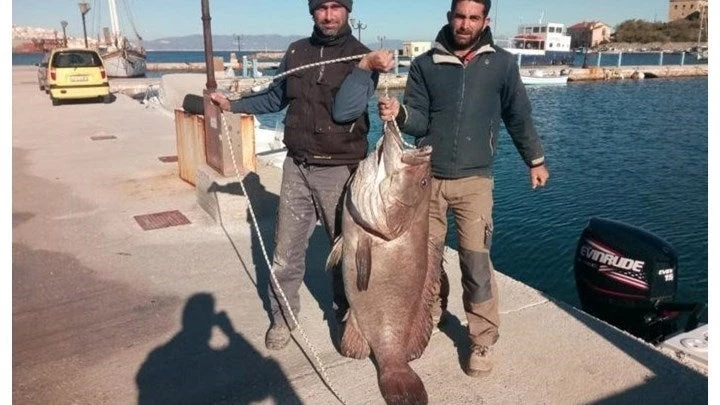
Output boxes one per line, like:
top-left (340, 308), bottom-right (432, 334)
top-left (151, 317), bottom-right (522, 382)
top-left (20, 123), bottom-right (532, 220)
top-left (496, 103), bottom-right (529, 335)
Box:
top-left (136, 293), bottom-right (301, 404)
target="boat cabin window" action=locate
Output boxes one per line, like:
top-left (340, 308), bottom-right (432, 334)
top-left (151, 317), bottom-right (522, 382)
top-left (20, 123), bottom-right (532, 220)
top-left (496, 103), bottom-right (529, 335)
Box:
top-left (533, 27), bottom-right (540, 33)
top-left (541, 27), bottom-right (547, 33)
top-left (548, 27), bottom-right (555, 33)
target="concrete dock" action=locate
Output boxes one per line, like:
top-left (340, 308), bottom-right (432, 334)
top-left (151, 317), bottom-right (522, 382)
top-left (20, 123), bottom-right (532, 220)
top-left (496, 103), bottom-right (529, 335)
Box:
top-left (12, 66), bottom-right (707, 404)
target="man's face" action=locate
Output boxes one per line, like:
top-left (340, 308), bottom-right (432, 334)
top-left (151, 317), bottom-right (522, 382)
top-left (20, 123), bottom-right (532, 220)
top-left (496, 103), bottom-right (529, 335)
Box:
top-left (448, 1), bottom-right (490, 49)
top-left (312, 2), bottom-right (349, 36)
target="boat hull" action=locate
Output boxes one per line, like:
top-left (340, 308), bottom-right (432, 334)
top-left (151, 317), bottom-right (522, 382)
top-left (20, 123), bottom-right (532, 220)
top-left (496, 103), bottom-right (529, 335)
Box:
top-left (521, 75), bottom-right (568, 85)
top-left (101, 49), bottom-right (146, 78)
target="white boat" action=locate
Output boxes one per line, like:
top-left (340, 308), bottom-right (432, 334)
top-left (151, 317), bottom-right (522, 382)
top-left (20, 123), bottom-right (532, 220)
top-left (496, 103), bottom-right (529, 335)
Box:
top-left (503, 17), bottom-right (572, 56)
top-left (96, 0), bottom-right (146, 77)
top-left (521, 69), bottom-right (569, 85)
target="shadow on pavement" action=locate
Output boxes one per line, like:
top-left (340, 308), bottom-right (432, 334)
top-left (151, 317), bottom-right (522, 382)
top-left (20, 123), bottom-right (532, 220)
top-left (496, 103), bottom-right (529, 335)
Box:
top-left (210, 172), bottom-right (342, 345)
top-left (136, 293), bottom-right (302, 404)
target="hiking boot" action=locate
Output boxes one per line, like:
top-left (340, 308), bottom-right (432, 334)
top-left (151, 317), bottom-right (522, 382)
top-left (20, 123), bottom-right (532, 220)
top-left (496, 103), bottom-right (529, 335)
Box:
top-left (264, 322), bottom-right (294, 350)
top-left (465, 345), bottom-right (493, 377)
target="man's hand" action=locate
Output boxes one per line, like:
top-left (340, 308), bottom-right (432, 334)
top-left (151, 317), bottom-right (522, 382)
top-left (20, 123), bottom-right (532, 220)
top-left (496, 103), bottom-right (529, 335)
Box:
top-left (209, 92), bottom-right (231, 111)
top-left (530, 164), bottom-right (549, 189)
top-left (378, 97), bottom-right (400, 121)
top-left (358, 49), bottom-right (395, 73)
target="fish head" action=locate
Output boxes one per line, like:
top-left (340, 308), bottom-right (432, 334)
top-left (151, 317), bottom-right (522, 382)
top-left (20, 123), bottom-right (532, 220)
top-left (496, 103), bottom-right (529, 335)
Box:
top-left (348, 122), bottom-right (432, 240)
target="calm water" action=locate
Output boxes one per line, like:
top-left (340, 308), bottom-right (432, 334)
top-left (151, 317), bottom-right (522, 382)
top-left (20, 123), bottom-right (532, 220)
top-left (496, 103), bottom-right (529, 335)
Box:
top-left (254, 77), bottom-right (708, 317)
top-left (14, 50), bottom-right (707, 316)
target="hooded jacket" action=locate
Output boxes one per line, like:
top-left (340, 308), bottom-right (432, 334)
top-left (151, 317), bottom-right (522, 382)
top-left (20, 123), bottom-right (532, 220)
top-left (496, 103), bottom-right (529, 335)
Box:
top-left (398, 26), bottom-right (545, 179)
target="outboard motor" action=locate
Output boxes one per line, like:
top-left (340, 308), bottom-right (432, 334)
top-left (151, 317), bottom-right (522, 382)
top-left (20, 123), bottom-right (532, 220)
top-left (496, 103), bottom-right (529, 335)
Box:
top-left (574, 217), bottom-right (704, 344)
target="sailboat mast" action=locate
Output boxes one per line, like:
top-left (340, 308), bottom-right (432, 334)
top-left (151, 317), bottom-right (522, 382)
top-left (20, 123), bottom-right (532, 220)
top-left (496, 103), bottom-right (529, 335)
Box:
top-left (108, 0), bottom-right (121, 39)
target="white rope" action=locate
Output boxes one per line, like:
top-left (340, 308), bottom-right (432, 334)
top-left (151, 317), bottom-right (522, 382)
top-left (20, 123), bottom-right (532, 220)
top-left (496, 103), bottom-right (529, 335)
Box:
top-left (227, 54), bottom-right (367, 100)
top-left (218, 113), bottom-right (348, 405)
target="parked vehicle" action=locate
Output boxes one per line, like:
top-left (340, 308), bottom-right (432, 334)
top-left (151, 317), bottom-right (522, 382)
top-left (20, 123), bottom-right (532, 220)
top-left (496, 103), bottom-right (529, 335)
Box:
top-left (36, 53), bottom-right (50, 92)
top-left (46, 48), bottom-right (111, 106)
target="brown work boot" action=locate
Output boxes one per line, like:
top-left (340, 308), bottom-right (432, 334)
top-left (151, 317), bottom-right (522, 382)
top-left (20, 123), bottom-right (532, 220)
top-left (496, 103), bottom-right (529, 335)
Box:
top-left (465, 345), bottom-right (493, 377)
top-left (264, 322), bottom-right (294, 350)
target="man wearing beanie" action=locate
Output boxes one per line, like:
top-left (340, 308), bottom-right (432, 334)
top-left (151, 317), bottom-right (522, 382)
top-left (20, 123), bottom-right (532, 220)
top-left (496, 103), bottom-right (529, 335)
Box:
top-left (211, 1), bottom-right (394, 351)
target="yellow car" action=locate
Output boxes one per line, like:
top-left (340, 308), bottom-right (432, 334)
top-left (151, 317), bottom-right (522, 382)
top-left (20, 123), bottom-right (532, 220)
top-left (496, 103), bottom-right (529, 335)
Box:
top-left (47, 48), bottom-right (111, 105)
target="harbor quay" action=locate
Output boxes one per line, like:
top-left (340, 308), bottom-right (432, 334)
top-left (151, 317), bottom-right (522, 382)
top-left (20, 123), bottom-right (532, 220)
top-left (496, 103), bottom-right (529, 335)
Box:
top-left (12, 66), bottom-right (707, 404)
top-left (120, 63), bottom-right (708, 99)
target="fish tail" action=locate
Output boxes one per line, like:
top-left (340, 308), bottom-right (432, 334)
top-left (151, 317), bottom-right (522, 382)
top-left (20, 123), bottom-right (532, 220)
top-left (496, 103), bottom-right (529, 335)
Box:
top-left (378, 363), bottom-right (428, 405)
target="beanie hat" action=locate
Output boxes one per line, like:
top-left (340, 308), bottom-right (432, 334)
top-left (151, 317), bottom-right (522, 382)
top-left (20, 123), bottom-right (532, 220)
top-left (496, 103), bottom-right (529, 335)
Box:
top-left (309, 0), bottom-right (353, 13)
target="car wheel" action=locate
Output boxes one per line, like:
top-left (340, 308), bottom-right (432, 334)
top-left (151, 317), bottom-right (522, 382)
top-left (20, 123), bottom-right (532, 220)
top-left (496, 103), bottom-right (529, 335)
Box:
top-left (102, 94), bottom-right (112, 104)
top-left (39, 84), bottom-right (44, 91)
top-left (51, 98), bottom-right (61, 106)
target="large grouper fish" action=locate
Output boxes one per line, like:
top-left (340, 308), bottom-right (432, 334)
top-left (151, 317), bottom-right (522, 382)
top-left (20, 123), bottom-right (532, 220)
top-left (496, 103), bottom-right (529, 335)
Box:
top-left (328, 121), bottom-right (440, 405)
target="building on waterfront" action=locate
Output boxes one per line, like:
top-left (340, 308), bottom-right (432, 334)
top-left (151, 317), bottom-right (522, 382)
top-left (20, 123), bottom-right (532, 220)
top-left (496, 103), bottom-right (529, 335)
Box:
top-left (668, 0), bottom-right (708, 21)
top-left (567, 21), bottom-right (613, 49)
top-left (401, 41), bottom-right (432, 59)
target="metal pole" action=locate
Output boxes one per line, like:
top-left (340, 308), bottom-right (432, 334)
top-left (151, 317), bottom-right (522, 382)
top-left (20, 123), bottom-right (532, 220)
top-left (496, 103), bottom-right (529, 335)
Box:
top-left (659, 51), bottom-right (664, 66)
top-left (201, 0), bottom-right (216, 91)
top-left (61, 21), bottom-right (68, 47)
top-left (597, 52), bottom-right (602, 67)
top-left (617, 52), bottom-right (622, 67)
top-left (79, 3), bottom-right (91, 48)
top-left (242, 55), bottom-right (248, 77)
top-left (681, 51), bottom-right (686, 66)
top-left (82, 14), bottom-right (88, 48)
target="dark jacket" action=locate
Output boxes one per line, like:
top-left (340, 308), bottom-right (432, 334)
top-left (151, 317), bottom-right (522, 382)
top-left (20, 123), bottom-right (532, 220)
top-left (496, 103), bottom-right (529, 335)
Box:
top-left (398, 26), bottom-right (545, 179)
top-left (283, 34), bottom-right (370, 165)
top-left (231, 27), bottom-right (373, 166)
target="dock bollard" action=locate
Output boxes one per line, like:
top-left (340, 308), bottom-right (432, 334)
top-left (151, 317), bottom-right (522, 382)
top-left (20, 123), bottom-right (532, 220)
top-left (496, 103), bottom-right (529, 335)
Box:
top-left (242, 55), bottom-right (248, 77)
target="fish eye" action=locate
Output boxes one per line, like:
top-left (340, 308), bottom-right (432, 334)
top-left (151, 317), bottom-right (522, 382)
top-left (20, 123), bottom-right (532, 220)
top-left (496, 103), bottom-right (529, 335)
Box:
top-left (420, 178), bottom-right (428, 188)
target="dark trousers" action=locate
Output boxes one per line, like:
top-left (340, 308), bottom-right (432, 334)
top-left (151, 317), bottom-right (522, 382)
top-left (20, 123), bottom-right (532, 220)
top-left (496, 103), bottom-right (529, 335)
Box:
top-left (268, 157), bottom-right (351, 326)
top-left (429, 176), bottom-right (500, 347)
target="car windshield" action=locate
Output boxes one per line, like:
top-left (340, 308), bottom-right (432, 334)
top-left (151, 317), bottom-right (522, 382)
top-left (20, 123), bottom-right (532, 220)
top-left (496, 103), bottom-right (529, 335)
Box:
top-left (51, 51), bottom-right (102, 68)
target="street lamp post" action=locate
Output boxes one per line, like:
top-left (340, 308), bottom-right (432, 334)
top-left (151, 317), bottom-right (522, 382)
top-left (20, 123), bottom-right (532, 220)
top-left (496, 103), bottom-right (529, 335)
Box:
top-left (235, 34), bottom-right (242, 53)
top-left (377, 35), bottom-right (386, 49)
top-left (78, 2), bottom-right (91, 48)
top-left (349, 18), bottom-right (367, 43)
top-left (60, 20), bottom-right (68, 47)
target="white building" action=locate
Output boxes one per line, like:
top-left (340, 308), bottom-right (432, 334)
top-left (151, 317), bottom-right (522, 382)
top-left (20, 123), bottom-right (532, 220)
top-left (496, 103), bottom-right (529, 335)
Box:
top-left (402, 41), bottom-right (432, 59)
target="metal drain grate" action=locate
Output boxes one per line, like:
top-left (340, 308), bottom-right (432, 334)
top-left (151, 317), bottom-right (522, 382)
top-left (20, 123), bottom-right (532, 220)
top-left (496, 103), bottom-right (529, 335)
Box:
top-left (158, 155), bottom-right (178, 163)
top-left (90, 135), bottom-right (117, 141)
top-left (134, 210), bottom-right (191, 231)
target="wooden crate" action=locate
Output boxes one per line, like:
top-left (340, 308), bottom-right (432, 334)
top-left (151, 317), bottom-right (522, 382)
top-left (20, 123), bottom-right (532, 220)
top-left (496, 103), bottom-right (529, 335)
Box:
top-left (174, 109), bottom-right (207, 186)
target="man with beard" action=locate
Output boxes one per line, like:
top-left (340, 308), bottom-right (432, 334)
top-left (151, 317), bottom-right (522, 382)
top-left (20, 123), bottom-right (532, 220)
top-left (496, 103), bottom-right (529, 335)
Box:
top-left (211, 0), bottom-right (394, 351)
top-left (378, 0), bottom-right (549, 377)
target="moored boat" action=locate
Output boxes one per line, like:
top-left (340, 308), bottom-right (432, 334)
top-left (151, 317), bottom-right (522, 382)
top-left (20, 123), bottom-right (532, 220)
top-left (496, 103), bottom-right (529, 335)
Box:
top-left (96, 0), bottom-right (146, 77)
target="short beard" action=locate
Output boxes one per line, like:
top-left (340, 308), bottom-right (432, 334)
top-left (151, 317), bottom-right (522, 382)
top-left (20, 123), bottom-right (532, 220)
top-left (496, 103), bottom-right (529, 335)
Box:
top-left (452, 30), bottom-right (482, 51)
top-left (318, 19), bottom-right (347, 37)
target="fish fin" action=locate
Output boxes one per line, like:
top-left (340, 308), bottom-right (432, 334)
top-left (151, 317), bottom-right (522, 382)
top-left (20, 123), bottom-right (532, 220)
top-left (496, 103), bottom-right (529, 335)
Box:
top-left (340, 310), bottom-right (370, 359)
top-left (406, 238), bottom-right (443, 361)
top-left (378, 363), bottom-right (428, 405)
top-left (355, 235), bottom-right (372, 291)
top-left (326, 235), bottom-right (344, 270)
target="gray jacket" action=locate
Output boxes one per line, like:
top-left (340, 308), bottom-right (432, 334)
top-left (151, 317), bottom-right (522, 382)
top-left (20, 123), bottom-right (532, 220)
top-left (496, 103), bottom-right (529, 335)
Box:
top-left (398, 32), bottom-right (545, 179)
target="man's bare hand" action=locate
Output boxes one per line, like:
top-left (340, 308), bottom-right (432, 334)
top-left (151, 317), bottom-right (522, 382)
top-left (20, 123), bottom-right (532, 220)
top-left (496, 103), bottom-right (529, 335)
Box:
top-left (530, 164), bottom-right (550, 189)
top-left (358, 49), bottom-right (395, 73)
top-left (209, 92), bottom-right (231, 111)
top-left (378, 97), bottom-right (400, 121)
